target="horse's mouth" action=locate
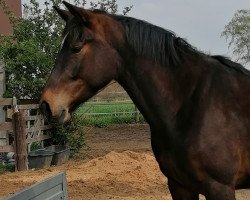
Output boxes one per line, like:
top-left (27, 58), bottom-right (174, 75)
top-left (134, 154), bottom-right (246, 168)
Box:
top-left (47, 103), bottom-right (82, 124)
top-left (58, 109), bottom-right (72, 124)
top-left (59, 103), bottom-right (82, 123)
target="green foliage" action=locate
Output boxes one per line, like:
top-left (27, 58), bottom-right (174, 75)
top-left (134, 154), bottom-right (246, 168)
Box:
top-left (0, 0), bottom-right (63, 99)
top-left (222, 10), bottom-right (250, 64)
top-left (0, 38), bottom-right (53, 98)
top-left (30, 142), bottom-right (43, 151)
top-left (0, 0), bottom-right (132, 99)
top-left (90, 0), bottom-right (132, 15)
top-left (49, 114), bottom-right (85, 154)
top-left (0, 163), bottom-right (15, 174)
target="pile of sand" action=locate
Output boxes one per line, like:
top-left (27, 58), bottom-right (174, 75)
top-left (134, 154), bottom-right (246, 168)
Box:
top-left (0, 151), bottom-right (170, 200)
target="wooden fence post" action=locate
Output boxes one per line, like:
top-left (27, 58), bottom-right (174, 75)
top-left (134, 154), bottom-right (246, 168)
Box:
top-left (0, 61), bottom-right (8, 146)
top-left (12, 97), bottom-right (28, 171)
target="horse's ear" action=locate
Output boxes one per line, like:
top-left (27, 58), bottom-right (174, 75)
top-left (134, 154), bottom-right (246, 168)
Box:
top-left (53, 6), bottom-right (70, 21)
top-left (62, 1), bottom-right (88, 24)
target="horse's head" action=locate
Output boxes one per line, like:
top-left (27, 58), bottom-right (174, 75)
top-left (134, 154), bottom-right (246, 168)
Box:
top-left (40, 1), bottom-right (124, 123)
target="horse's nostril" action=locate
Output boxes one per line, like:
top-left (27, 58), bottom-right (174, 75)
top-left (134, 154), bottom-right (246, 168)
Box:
top-left (39, 101), bottom-right (52, 119)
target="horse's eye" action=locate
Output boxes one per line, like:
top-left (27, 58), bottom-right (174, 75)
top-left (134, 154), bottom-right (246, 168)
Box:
top-left (71, 45), bottom-right (82, 53)
top-left (85, 35), bottom-right (93, 42)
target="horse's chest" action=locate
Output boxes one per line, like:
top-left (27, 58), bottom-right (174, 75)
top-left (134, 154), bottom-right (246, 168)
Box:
top-left (151, 136), bottom-right (181, 179)
top-left (150, 134), bottom-right (194, 186)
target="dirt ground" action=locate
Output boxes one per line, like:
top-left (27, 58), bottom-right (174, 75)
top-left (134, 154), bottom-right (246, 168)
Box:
top-left (0, 124), bottom-right (250, 200)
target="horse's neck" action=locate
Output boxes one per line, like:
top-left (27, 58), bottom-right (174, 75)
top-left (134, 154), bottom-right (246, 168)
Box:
top-left (117, 59), bottom-right (202, 129)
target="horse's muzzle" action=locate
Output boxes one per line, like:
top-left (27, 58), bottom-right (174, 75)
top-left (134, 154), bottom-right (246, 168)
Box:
top-left (39, 101), bottom-right (52, 121)
top-left (39, 100), bottom-right (71, 124)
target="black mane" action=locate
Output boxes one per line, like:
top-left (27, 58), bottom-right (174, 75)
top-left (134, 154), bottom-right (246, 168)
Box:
top-left (212, 55), bottom-right (249, 75)
top-left (112, 15), bottom-right (249, 74)
top-left (113, 15), bottom-right (199, 66)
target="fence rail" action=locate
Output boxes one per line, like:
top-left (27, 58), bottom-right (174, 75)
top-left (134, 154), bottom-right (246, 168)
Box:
top-left (0, 145), bottom-right (14, 152)
top-left (0, 101), bottom-right (52, 153)
top-left (0, 98), bottom-right (12, 106)
top-left (85, 100), bottom-right (133, 105)
top-left (0, 97), bottom-right (52, 171)
top-left (79, 99), bottom-right (142, 123)
top-left (82, 111), bottom-right (138, 116)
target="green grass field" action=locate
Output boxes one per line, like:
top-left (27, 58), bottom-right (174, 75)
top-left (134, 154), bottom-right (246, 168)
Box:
top-left (76, 101), bottom-right (144, 127)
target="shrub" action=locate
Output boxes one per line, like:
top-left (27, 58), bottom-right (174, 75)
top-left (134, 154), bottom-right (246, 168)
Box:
top-left (48, 114), bottom-right (85, 155)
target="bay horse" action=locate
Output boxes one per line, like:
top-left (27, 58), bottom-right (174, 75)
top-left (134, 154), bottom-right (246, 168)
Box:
top-left (40, 1), bottom-right (250, 199)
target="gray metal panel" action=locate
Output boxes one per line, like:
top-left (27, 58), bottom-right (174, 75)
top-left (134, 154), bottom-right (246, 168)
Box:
top-left (62, 171), bottom-right (68, 199)
top-left (27, 185), bottom-right (63, 200)
top-left (5, 172), bottom-right (68, 200)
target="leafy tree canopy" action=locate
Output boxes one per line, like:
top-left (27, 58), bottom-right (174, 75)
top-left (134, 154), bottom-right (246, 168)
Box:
top-left (222, 9), bottom-right (250, 65)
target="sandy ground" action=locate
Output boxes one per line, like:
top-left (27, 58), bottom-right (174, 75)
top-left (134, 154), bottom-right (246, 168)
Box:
top-left (0, 124), bottom-right (250, 200)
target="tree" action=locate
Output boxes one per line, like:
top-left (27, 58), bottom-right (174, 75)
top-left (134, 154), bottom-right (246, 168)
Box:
top-left (222, 9), bottom-right (250, 65)
top-left (0, 0), bottom-right (132, 99)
